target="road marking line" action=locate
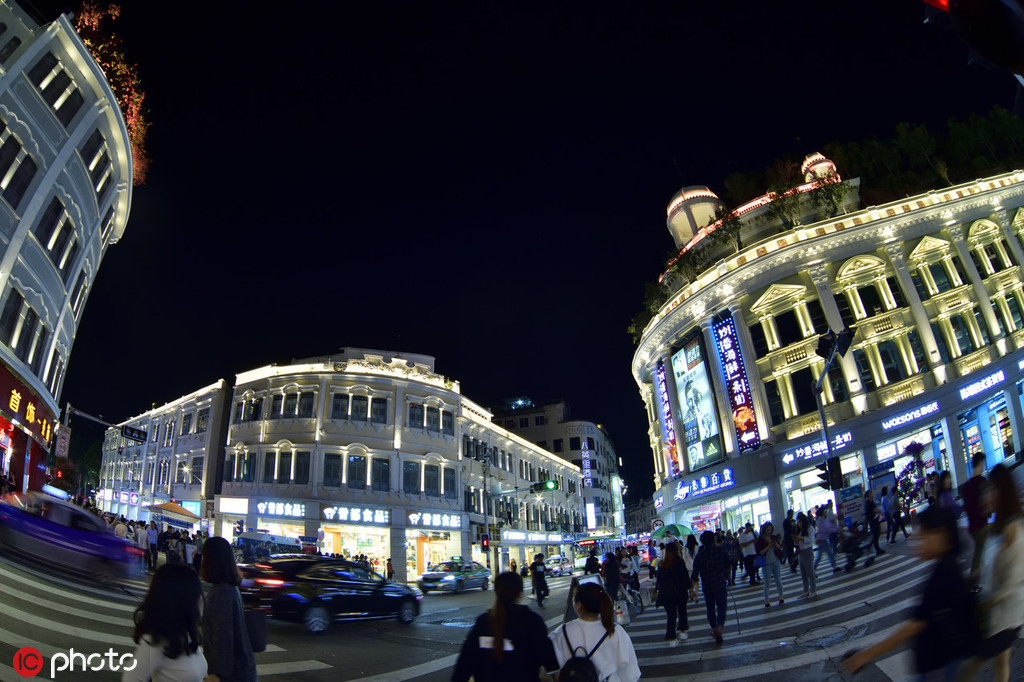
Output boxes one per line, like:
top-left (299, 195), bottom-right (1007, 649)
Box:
top-left (0, 559), bottom-right (136, 611)
top-left (257, 660), bottom-right (332, 676)
top-left (876, 649), bottom-right (912, 680)
top-left (0, 601), bottom-right (134, 646)
top-left (0, 579), bottom-right (133, 625)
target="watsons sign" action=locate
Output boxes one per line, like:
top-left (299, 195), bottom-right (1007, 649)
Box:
top-left (881, 401), bottom-right (940, 431)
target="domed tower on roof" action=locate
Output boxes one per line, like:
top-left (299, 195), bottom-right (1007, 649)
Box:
top-left (665, 185), bottom-right (724, 250)
top-left (801, 152), bottom-right (838, 183)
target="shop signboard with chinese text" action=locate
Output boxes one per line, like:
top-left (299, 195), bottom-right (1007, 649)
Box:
top-left (320, 504), bottom-right (391, 525)
top-left (671, 335), bottom-right (724, 472)
top-left (407, 511), bottom-right (462, 530)
top-left (712, 314), bottom-right (761, 452)
top-left (655, 360), bottom-right (681, 479)
top-left (257, 500), bottom-right (307, 518)
top-left (581, 441), bottom-right (593, 487)
top-left (673, 468), bottom-right (734, 501)
top-left (780, 431), bottom-right (853, 466)
top-left (0, 361), bottom-right (55, 448)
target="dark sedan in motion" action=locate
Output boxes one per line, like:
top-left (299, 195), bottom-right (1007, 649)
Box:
top-left (240, 555), bottom-right (422, 633)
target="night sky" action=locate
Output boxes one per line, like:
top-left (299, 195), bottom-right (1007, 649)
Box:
top-left (40, 1), bottom-right (1021, 501)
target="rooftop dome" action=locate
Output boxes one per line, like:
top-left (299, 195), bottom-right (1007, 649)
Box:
top-left (665, 185), bottom-right (723, 250)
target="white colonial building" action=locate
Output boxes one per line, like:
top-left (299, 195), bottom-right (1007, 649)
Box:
top-left (0, 1), bottom-right (131, 491)
top-left (215, 348), bottom-right (584, 583)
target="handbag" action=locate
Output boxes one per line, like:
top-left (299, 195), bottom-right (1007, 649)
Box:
top-left (614, 599), bottom-right (630, 626)
top-left (244, 609), bottom-right (267, 653)
top-left (753, 555), bottom-right (765, 568)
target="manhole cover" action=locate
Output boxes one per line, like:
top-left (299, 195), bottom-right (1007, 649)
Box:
top-left (795, 625), bottom-right (850, 647)
top-left (435, 619), bottom-right (475, 628)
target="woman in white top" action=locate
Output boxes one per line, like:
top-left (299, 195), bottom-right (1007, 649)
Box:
top-left (123, 563), bottom-right (207, 682)
top-left (550, 582), bottom-right (641, 682)
top-left (961, 463), bottom-right (1024, 682)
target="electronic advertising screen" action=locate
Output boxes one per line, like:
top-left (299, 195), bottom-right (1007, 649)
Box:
top-left (671, 335), bottom-right (724, 472)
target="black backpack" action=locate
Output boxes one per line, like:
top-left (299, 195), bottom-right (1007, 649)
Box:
top-left (559, 625), bottom-right (610, 682)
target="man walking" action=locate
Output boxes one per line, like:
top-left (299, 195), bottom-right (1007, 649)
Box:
top-left (864, 490), bottom-right (885, 556)
top-left (879, 486), bottom-right (893, 544)
top-left (738, 522), bottom-right (759, 585)
top-left (146, 521), bottom-right (159, 572)
top-left (690, 530), bottom-right (730, 645)
top-left (961, 452), bottom-right (989, 583)
top-left (782, 510), bottom-right (797, 573)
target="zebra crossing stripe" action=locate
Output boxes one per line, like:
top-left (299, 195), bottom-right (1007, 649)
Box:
top-left (0, 601), bottom-right (135, 646)
top-left (257, 660), bottom-right (333, 676)
top-left (0, 559), bottom-right (136, 611)
top-left (0, 579), bottom-right (134, 625)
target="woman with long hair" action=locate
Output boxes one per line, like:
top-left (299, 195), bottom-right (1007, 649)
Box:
top-left (655, 541), bottom-right (692, 646)
top-left (793, 513), bottom-right (817, 598)
top-left (453, 571), bottom-right (559, 682)
top-left (756, 522), bottom-right (785, 607)
top-left (960, 463), bottom-right (1024, 682)
top-left (199, 536), bottom-right (256, 682)
top-left (550, 582), bottom-right (641, 682)
top-left (123, 563), bottom-right (207, 681)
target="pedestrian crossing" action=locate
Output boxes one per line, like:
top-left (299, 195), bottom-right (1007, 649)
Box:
top-left (623, 551), bottom-right (929, 680)
top-left (0, 555), bottom-right (333, 681)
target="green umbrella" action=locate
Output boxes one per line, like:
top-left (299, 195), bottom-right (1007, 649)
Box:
top-left (651, 523), bottom-right (695, 540)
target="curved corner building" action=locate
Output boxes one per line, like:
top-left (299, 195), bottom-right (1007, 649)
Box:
top-left (0, 3), bottom-right (132, 489)
top-left (634, 154), bottom-right (1024, 531)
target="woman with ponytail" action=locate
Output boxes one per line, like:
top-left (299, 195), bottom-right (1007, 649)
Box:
top-left (550, 582), bottom-right (641, 682)
top-left (452, 571), bottom-right (559, 682)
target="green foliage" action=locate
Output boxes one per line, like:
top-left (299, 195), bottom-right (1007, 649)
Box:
top-left (808, 173), bottom-right (849, 217)
top-left (765, 185), bottom-right (801, 228)
top-left (711, 205), bottom-right (743, 253)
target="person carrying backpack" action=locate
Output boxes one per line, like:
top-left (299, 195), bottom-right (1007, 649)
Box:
top-left (550, 582), bottom-right (640, 682)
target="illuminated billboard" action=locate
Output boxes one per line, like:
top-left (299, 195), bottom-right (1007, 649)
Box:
top-left (671, 335), bottom-right (724, 472)
top-left (655, 360), bottom-right (682, 479)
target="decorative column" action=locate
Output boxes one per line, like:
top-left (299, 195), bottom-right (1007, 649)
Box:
top-left (947, 222), bottom-right (1003, 344)
top-left (940, 415), bottom-right (969, 490)
top-left (994, 208), bottom-right (1024, 268)
top-left (884, 243), bottom-right (943, 371)
top-left (807, 264), bottom-right (864, 403)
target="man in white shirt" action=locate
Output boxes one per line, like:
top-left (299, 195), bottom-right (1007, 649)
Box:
top-left (738, 523), bottom-right (759, 585)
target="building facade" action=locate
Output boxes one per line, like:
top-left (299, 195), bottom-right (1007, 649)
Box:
top-left (493, 399), bottom-right (626, 543)
top-left (624, 496), bottom-right (655, 541)
top-left (214, 348), bottom-right (583, 583)
top-left (634, 159), bottom-right (1024, 533)
top-left (97, 381), bottom-right (231, 524)
top-left (0, 3), bottom-right (132, 491)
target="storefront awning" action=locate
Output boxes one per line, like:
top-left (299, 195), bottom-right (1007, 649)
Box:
top-left (147, 501), bottom-right (200, 525)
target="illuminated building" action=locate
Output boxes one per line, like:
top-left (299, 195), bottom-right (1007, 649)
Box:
top-left (494, 399), bottom-right (626, 546)
top-left (213, 349), bottom-right (582, 583)
top-left (97, 382), bottom-right (231, 524)
top-left (634, 156), bottom-right (1024, 530)
top-left (0, 3), bottom-right (132, 490)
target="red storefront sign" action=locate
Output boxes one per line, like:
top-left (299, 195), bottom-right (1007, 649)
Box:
top-left (0, 361), bottom-right (55, 450)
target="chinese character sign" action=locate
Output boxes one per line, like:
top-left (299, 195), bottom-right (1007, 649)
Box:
top-left (320, 505), bottom-right (391, 525)
top-left (0, 360), bottom-right (56, 448)
top-left (712, 314), bottom-right (761, 453)
top-left (655, 361), bottom-right (682, 480)
top-left (671, 336), bottom-right (724, 472)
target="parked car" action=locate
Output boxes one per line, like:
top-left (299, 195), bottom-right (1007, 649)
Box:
top-left (239, 555), bottom-right (422, 633)
top-left (545, 556), bottom-right (573, 577)
top-left (417, 560), bottom-right (489, 593)
top-left (0, 491), bottom-right (133, 582)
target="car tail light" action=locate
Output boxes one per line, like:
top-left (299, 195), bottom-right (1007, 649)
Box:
top-left (256, 578), bottom-right (285, 587)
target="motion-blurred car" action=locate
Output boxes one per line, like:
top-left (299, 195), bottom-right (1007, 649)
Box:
top-left (240, 555), bottom-right (421, 633)
top-left (417, 560), bottom-right (489, 593)
top-left (544, 556), bottom-right (573, 577)
top-left (0, 491), bottom-right (133, 582)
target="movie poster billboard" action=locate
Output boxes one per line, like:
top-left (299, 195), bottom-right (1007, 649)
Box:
top-left (671, 335), bottom-right (724, 472)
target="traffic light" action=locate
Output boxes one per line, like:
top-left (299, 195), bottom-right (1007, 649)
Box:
top-left (816, 461), bottom-right (831, 490)
top-left (531, 480), bottom-right (558, 492)
top-left (827, 456), bottom-right (844, 491)
top-left (481, 534), bottom-right (489, 550)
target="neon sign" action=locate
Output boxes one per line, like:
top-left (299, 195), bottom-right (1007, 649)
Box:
top-left (321, 505), bottom-right (390, 525)
top-left (781, 431), bottom-right (852, 466)
top-left (882, 401), bottom-right (940, 431)
top-left (581, 441), bottom-right (593, 487)
top-left (712, 314), bottom-right (761, 452)
top-left (959, 369), bottom-right (1005, 401)
top-left (257, 501), bottom-right (307, 518)
top-left (674, 468), bottom-right (734, 501)
top-left (407, 511), bottom-right (460, 529)
top-left (655, 361), bottom-right (680, 479)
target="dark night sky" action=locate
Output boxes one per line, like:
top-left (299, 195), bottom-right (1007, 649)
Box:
top-left (43, 1), bottom-right (1019, 501)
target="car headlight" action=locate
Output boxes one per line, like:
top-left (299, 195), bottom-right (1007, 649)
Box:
top-left (441, 575), bottom-right (456, 581)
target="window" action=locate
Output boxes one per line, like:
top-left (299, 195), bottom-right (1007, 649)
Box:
top-left (331, 394), bottom-right (348, 419)
top-left (519, 417), bottom-right (529, 428)
top-left (371, 458), bottom-right (390, 491)
top-left (553, 439), bottom-right (563, 453)
top-left (0, 36), bottom-right (21, 66)
top-left (877, 339), bottom-right (908, 383)
top-left (0, 118), bottom-right (35, 211)
top-left (371, 397), bottom-right (387, 424)
top-left (408, 403), bottom-right (423, 428)
top-left (297, 392), bottom-right (315, 418)
top-left (0, 287), bottom-right (50, 374)
top-left (269, 394), bottom-right (283, 419)
top-left (789, 367), bottom-right (818, 416)
top-left (587, 437), bottom-right (595, 450)
top-left (1007, 295), bottom-right (1024, 330)
top-left (69, 271), bottom-right (88, 317)
top-left (283, 392), bottom-right (297, 416)
top-left (852, 348), bottom-right (877, 392)
top-left (931, 323), bottom-right (951, 364)
top-left (263, 452), bottom-right (276, 483)
top-left (294, 451), bottom-right (310, 485)
top-left (441, 410), bottom-right (454, 435)
top-left (351, 395), bottom-right (368, 421)
top-left (424, 464), bottom-right (440, 496)
top-left (426, 407), bottom-right (440, 431)
top-left (175, 461), bottom-right (187, 484)
top-left (907, 330), bottom-right (929, 373)
top-left (403, 461), bottom-right (420, 494)
top-left (222, 455), bottom-right (234, 482)
top-left (190, 458), bottom-right (203, 485)
top-left (775, 309), bottom-right (803, 345)
top-left (949, 315), bottom-right (975, 355)
top-left (34, 197), bottom-right (79, 283)
top-left (278, 451), bottom-right (292, 484)
top-left (28, 53), bottom-right (84, 128)
top-left (806, 298), bottom-right (827, 333)
top-left (886, 277), bottom-right (907, 307)
top-left (196, 408), bottom-right (209, 433)
top-left (749, 321), bottom-right (769, 356)
top-left (534, 415), bottom-right (545, 426)
top-left (910, 269), bottom-right (931, 300)
top-left (348, 455), bottom-right (366, 489)
top-left (323, 453), bottom-right (341, 487)
top-left (443, 467), bottom-right (456, 499)
top-left (858, 283), bottom-right (884, 317)
top-left (569, 437), bottom-right (581, 451)
top-left (180, 413), bottom-right (192, 435)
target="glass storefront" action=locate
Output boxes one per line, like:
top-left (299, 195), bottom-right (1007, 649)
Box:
top-left (785, 454), bottom-right (863, 516)
top-left (322, 523), bottom-right (389, 573)
top-left (877, 425), bottom-right (943, 487)
top-left (960, 394), bottom-right (1014, 470)
top-left (406, 529), bottom-right (460, 579)
top-left (678, 487), bottom-right (770, 532)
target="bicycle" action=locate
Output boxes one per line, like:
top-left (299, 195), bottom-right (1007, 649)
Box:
top-left (620, 578), bottom-right (645, 615)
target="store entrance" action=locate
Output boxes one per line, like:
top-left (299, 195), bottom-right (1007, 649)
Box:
top-left (959, 395), bottom-right (1013, 470)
